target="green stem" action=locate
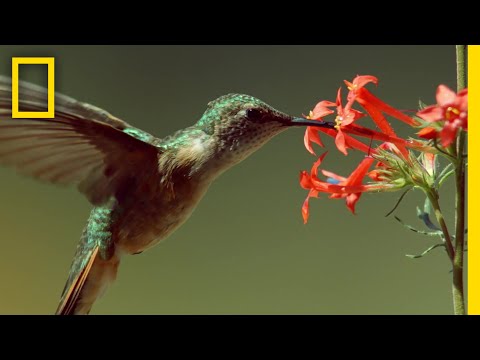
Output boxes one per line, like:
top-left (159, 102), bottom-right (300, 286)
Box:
top-left (452, 45), bottom-right (467, 315)
top-left (456, 45), bottom-right (467, 91)
top-left (427, 191), bottom-right (454, 263)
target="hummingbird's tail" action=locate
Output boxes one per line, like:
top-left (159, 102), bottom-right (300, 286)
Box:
top-left (56, 247), bottom-right (120, 315)
top-left (56, 244), bottom-right (120, 315)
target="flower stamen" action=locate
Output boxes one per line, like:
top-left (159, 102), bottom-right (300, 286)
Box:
top-left (446, 106), bottom-right (460, 120)
top-left (335, 115), bottom-right (343, 130)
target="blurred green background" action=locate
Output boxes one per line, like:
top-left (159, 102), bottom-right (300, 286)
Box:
top-left (0, 46), bottom-right (462, 314)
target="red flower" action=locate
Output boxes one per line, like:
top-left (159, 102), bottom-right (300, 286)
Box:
top-left (304, 126), bottom-right (324, 155)
top-left (422, 152), bottom-right (436, 177)
top-left (345, 75), bottom-right (420, 130)
top-left (300, 152), bottom-right (389, 222)
top-left (417, 85), bottom-right (468, 147)
top-left (304, 101), bottom-right (336, 155)
top-left (344, 75), bottom-right (421, 158)
top-left (300, 154), bottom-right (326, 223)
top-left (332, 88), bottom-right (367, 155)
top-left (417, 126), bottom-right (438, 140)
top-left (303, 75), bottom-right (423, 159)
top-left (323, 157), bottom-right (375, 214)
top-left (367, 169), bottom-right (383, 181)
top-left (307, 100), bottom-right (336, 120)
top-left (298, 74), bottom-right (441, 225)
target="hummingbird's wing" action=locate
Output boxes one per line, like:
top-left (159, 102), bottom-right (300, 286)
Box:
top-left (0, 76), bottom-right (161, 205)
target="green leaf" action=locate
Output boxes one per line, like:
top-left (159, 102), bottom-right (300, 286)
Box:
top-left (394, 216), bottom-right (443, 237)
top-left (406, 243), bottom-right (446, 259)
top-left (437, 169), bottom-right (455, 187)
top-left (385, 188), bottom-right (412, 217)
top-left (423, 197), bottom-right (433, 215)
top-left (418, 99), bottom-right (429, 110)
top-left (436, 163), bottom-right (454, 184)
top-left (415, 204), bottom-right (441, 231)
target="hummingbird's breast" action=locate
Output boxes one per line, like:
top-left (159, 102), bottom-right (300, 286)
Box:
top-left (112, 160), bottom-right (213, 255)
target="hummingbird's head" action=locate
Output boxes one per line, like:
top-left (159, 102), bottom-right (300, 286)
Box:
top-left (196, 94), bottom-right (333, 171)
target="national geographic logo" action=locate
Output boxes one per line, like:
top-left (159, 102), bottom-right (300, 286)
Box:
top-left (11, 57), bottom-right (55, 119)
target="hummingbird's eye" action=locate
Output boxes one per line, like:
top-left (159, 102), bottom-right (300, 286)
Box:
top-left (245, 108), bottom-right (263, 121)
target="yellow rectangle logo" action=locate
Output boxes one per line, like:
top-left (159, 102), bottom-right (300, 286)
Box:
top-left (11, 57), bottom-right (55, 118)
top-left (468, 45), bottom-right (477, 315)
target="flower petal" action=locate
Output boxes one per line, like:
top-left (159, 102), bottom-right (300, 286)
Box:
top-left (318, 127), bottom-right (338, 138)
top-left (346, 193), bottom-right (361, 214)
top-left (321, 170), bottom-right (347, 182)
top-left (368, 170), bottom-right (383, 181)
top-left (342, 157), bottom-right (375, 213)
top-left (343, 124), bottom-right (410, 158)
top-left (345, 157), bottom-right (375, 186)
top-left (311, 152), bottom-right (328, 178)
top-left (440, 120), bottom-right (459, 147)
top-left (356, 96), bottom-right (396, 136)
top-left (422, 152), bottom-right (436, 177)
top-left (335, 129), bottom-right (348, 155)
top-left (300, 170), bottom-right (313, 190)
top-left (436, 85), bottom-right (457, 106)
top-left (417, 106), bottom-right (444, 123)
top-left (310, 177), bottom-right (333, 192)
top-left (317, 127), bottom-right (372, 154)
top-left (336, 87), bottom-right (343, 115)
top-left (344, 134), bottom-right (371, 154)
top-left (417, 126), bottom-right (438, 140)
top-left (341, 107), bottom-right (365, 126)
top-left (304, 127), bottom-right (324, 155)
top-left (301, 195), bottom-right (310, 224)
top-left (356, 88), bottom-right (419, 127)
top-left (311, 181), bottom-right (383, 195)
top-left (352, 75), bottom-right (378, 89)
top-left (460, 114), bottom-right (468, 131)
top-left (302, 189), bottom-right (319, 224)
top-left (310, 100), bottom-right (336, 119)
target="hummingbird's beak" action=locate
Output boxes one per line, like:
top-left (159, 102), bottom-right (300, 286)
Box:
top-left (288, 117), bottom-right (336, 129)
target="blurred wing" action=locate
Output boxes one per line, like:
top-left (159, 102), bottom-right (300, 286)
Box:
top-left (0, 76), bottom-right (160, 205)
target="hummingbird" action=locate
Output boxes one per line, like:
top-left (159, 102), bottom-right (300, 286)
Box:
top-left (0, 75), bottom-right (333, 315)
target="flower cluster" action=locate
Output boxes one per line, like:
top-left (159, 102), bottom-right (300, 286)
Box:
top-left (417, 85), bottom-right (468, 147)
top-left (299, 75), bottom-right (468, 224)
